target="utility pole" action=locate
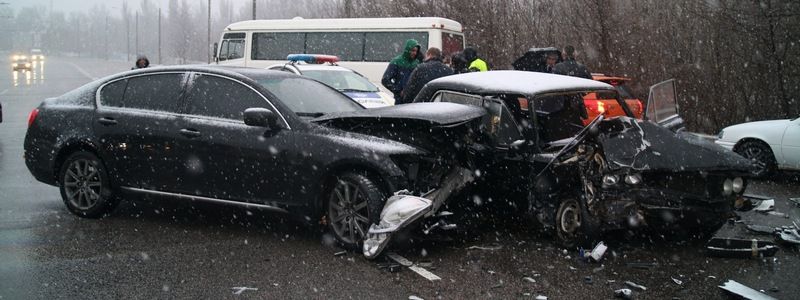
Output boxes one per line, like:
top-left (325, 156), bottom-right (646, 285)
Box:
top-left (135, 10), bottom-right (139, 57)
top-left (105, 15), bottom-right (108, 60)
top-left (252, 0), bottom-right (256, 20)
top-left (76, 18), bottom-right (80, 57)
top-left (207, 0), bottom-right (211, 63)
top-left (126, 12), bottom-right (130, 61)
top-left (158, 7), bottom-right (161, 64)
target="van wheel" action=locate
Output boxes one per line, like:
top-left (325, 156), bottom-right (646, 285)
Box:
top-left (58, 151), bottom-right (120, 218)
top-left (326, 172), bottom-right (385, 249)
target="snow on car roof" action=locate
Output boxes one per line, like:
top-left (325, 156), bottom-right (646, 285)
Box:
top-left (422, 71), bottom-right (614, 97)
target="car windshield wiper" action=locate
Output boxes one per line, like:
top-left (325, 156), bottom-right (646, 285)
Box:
top-left (296, 112), bottom-right (325, 117)
top-left (340, 88), bottom-right (378, 93)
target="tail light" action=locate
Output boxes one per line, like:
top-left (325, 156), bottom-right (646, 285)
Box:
top-left (27, 108), bottom-right (39, 127)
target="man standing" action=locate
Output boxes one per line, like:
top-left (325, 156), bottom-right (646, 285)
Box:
top-left (400, 47), bottom-right (454, 104)
top-left (554, 45), bottom-right (592, 79)
top-left (463, 47), bottom-right (488, 72)
top-left (382, 39), bottom-right (422, 101)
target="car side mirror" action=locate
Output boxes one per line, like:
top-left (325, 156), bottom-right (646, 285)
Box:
top-left (243, 108), bottom-right (279, 129)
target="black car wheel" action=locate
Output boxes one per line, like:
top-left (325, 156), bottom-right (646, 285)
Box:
top-left (554, 197), bottom-right (598, 248)
top-left (58, 151), bottom-right (120, 218)
top-left (736, 140), bottom-right (776, 177)
top-left (326, 172), bottom-right (385, 249)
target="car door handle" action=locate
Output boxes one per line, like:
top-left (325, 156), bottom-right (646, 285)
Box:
top-left (179, 128), bottom-right (201, 138)
top-left (98, 117), bottom-right (118, 126)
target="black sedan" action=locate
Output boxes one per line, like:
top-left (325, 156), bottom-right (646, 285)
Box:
top-left (23, 66), bottom-right (485, 248)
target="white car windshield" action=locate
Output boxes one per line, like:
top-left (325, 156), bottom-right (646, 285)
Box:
top-left (301, 70), bottom-right (379, 93)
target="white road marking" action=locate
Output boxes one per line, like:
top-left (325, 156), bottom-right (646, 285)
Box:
top-left (386, 252), bottom-right (441, 281)
top-left (68, 62), bottom-right (98, 81)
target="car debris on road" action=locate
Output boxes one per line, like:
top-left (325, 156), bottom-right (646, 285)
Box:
top-left (718, 280), bottom-right (778, 300)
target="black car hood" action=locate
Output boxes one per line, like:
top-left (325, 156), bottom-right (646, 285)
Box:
top-left (597, 117), bottom-right (754, 173)
top-left (314, 102), bottom-right (486, 126)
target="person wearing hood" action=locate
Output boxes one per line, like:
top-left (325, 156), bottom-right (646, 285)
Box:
top-left (463, 47), bottom-right (488, 72)
top-left (132, 55), bottom-right (150, 69)
top-left (381, 39), bottom-right (422, 101)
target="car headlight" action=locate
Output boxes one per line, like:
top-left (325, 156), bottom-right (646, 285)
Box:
top-left (732, 177), bottom-right (744, 193)
top-left (12, 55), bottom-right (19, 60)
top-left (624, 173), bottom-right (643, 185)
top-left (602, 175), bottom-right (619, 185)
top-left (722, 178), bottom-right (733, 195)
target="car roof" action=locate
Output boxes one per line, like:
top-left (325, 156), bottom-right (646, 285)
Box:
top-left (418, 71), bottom-right (615, 99)
top-left (113, 65), bottom-right (299, 81)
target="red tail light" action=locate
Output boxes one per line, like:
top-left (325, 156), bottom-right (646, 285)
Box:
top-left (27, 108), bottom-right (39, 127)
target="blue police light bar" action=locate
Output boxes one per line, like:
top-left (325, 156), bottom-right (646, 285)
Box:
top-left (286, 54), bottom-right (339, 64)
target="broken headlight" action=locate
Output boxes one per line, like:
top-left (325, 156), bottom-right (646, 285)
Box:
top-left (732, 177), bottom-right (744, 193)
top-left (602, 174), bottom-right (619, 186)
top-left (722, 178), bottom-right (734, 195)
top-left (363, 194), bottom-right (432, 259)
top-left (624, 173), bottom-right (643, 185)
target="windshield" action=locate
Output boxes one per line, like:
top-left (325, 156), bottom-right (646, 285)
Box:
top-left (301, 70), bottom-right (379, 93)
top-left (255, 77), bottom-right (363, 117)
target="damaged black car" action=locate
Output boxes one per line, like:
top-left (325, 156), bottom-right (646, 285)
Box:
top-left (355, 71), bottom-right (755, 258)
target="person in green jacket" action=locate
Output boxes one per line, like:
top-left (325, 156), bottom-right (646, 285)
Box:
top-left (463, 47), bottom-right (488, 72)
top-left (381, 39), bottom-right (422, 101)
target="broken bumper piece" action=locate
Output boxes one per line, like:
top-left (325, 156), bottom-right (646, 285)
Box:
top-left (363, 194), bottom-right (432, 259)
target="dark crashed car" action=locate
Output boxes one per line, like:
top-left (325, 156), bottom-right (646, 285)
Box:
top-left (359, 71), bottom-right (754, 258)
top-left (23, 65), bottom-right (487, 248)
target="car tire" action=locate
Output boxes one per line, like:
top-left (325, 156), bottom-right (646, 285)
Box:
top-left (326, 172), bottom-right (386, 249)
top-left (735, 140), bottom-right (777, 177)
top-left (554, 197), bottom-right (599, 248)
top-left (58, 151), bottom-right (120, 218)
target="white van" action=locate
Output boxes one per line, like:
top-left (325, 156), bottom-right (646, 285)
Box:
top-left (213, 17), bottom-right (465, 85)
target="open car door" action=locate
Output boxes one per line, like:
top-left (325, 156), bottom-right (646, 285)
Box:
top-left (644, 79), bottom-right (684, 131)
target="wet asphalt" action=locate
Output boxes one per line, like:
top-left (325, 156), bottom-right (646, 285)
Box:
top-left (0, 56), bottom-right (799, 299)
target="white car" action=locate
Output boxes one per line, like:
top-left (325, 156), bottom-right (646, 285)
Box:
top-left (716, 116), bottom-right (800, 176)
top-left (267, 54), bottom-right (393, 108)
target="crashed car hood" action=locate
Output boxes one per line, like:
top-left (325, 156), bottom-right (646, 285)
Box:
top-left (314, 102), bottom-right (486, 126)
top-left (597, 117), bottom-right (754, 172)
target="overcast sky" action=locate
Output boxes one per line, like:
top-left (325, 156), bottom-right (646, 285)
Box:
top-left (3, 0), bottom-right (248, 16)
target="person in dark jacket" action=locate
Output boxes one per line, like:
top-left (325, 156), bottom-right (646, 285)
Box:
top-left (400, 47), bottom-right (454, 104)
top-left (553, 45), bottom-right (591, 79)
top-left (381, 39), bottom-right (422, 101)
top-left (450, 51), bottom-right (469, 74)
top-left (132, 55), bottom-right (150, 69)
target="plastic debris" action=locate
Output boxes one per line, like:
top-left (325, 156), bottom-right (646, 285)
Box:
top-left (706, 237), bottom-right (779, 258)
top-left (776, 228), bottom-right (800, 245)
top-left (589, 241), bottom-right (608, 262)
top-left (231, 287), bottom-right (258, 295)
top-left (745, 224), bottom-right (776, 235)
top-left (672, 277), bottom-right (683, 285)
top-left (408, 296), bottom-right (424, 300)
top-left (766, 211), bottom-right (788, 218)
top-left (334, 250), bottom-right (347, 256)
top-left (753, 199), bottom-right (775, 212)
top-left (718, 280), bottom-right (777, 300)
top-left (535, 295), bottom-right (548, 300)
top-left (625, 281), bottom-right (647, 291)
top-left (788, 197), bottom-right (800, 207)
top-left (523, 277), bottom-right (536, 283)
top-left (466, 244), bottom-right (503, 251)
top-left (614, 288), bottom-right (633, 299)
top-left (584, 276), bottom-right (593, 285)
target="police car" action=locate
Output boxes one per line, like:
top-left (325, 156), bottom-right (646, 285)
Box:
top-left (267, 54), bottom-right (393, 108)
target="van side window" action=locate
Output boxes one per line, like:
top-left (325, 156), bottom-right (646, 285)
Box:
top-left (306, 32), bottom-right (364, 61)
top-left (364, 32), bottom-right (429, 61)
top-left (252, 33), bottom-right (305, 60)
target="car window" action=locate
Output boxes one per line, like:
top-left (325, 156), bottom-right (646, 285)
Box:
top-left (99, 79), bottom-right (128, 107)
top-left (255, 77), bottom-right (362, 116)
top-left (118, 74), bottom-right (184, 112)
top-left (185, 74), bottom-right (269, 121)
top-left (435, 91), bottom-right (482, 106)
top-left (301, 70), bottom-right (378, 92)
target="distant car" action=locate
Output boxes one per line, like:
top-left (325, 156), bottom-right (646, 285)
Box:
top-left (30, 49), bottom-right (45, 61)
top-left (583, 74), bottom-right (644, 125)
top-left (716, 117), bottom-right (800, 176)
top-left (11, 53), bottom-right (32, 71)
top-left (268, 54), bottom-right (393, 108)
